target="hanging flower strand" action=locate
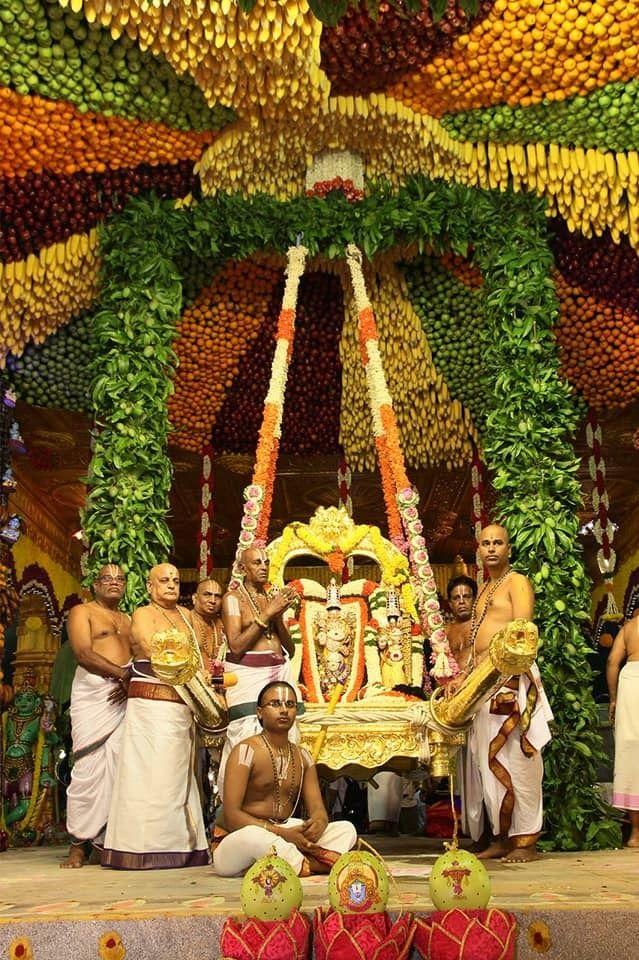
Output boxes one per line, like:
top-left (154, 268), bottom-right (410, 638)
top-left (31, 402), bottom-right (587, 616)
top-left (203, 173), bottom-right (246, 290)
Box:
top-left (345, 244), bottom-right (456, 681)
top-left (198, 443), bottom-right (214, 579)
top-left (231, 244), bottom-right (308, 583)
top-left (586, 409), bottom-right (619, 618)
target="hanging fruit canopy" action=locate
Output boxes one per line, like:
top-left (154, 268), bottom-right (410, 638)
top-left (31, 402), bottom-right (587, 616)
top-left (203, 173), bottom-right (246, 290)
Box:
top-left (1, 0), bottom-right (638, 856)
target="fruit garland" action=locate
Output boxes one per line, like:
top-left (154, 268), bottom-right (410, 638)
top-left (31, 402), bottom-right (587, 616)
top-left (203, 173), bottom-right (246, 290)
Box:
top-left (1, 0), bottom-right (233, 131)
top-left (442, 79), bottom-right (639, 156)
top-left (550, 220), bottom-right (639, 317)
top-left (345, 244), bottom-right (455, 680)
top-left (403, 254), bottom-right (486, 426)
top-left (553, 272), bottom-right (639, 410)
top-left (1, 230), bottom-right (100, 366)
top-left (61, 0), bottom-right (326, 119)
top-left (198, 443), bottom-right (214, 578)
top-left (6, 312), bottom-right (92, 411)
top-left (0, 88), bottom-right (216, 181)
top-left (169, 258), bottom-right (282, 453)
top-left (0, 161), bottom-right (197, 264)
top-left (320, 0), bottom-right (496, 96)
top-left (339, 260), bottom-right (474, 473)
top-left (390, 0), bottom-right (639, 117)
top-left (231, 244), bottom-right (308, 581)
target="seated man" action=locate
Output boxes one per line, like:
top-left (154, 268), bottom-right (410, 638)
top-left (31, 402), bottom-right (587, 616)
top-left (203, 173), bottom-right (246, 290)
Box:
top-left (213, 681), bottom-right (357, 877)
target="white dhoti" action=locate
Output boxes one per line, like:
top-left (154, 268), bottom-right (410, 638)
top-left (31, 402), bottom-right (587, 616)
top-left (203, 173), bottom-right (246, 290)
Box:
top-left (466, 664), bottom-right (552, 847)
top-left (367, 772), bottom-right (402, 825)
top-left (459, 746), bottom-right (485, 843)
top-left (213, 817), bottom-right (357, 877)
top-left (613, 661), bottom-right (639, 811)
top-left (102, 664), bottom-right (209, 869)
top-left (66, 667), bottom-right (127, 846)
top-left (218, 651), bottom-right (301, 795)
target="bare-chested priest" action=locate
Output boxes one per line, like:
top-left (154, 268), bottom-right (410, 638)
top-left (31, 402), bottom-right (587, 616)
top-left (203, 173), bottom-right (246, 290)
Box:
top-left (453, 525), bottom-right (553, 862)
top-left (102, 563), bottom-right (209, 869)
top-left (192, 578), bottom-right (225, 670)
top-left (214, 681), bottom-right (356, 876)
top-left (219, 548), bottom-right (299, 793)
top-left (62, 564), bottom-right (132, 867)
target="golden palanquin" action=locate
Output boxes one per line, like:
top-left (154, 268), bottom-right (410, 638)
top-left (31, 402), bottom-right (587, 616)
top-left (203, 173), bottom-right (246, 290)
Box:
top-left (267, 506), bottom-right (539, 777)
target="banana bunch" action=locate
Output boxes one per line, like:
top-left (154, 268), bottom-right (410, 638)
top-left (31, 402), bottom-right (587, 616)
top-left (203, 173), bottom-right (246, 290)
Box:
top-left (197, 94), bottom-right (467, 198)
top-left (0, 230), bottom-right (100, 365)
top-left (339, 260), bottom-right (474, 473)
top-left (59, 0), bottom-right (324, 118)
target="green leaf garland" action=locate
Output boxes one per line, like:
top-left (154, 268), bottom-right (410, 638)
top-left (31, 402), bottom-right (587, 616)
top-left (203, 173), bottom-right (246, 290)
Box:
top-left (89, 181), bottom-right (617, 850)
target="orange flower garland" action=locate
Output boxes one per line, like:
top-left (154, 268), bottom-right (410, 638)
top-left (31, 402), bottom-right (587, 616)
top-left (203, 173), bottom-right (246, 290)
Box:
top-left (232, 245), bottom-right (308, 575)
top-left (344, 244), bottom-right (455, 680)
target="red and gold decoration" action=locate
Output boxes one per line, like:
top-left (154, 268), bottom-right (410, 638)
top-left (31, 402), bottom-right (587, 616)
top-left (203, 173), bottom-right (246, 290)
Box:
top-left (221, 911), bottom-right (311, 960)
top-left (314, 910), bottom-right (415, 960)
top-left (414, 909), bottom-right (517, 960)
top-left (471, 447), bottom-right (489, 585)
top-left (428, 849), bottom-right (491, 912)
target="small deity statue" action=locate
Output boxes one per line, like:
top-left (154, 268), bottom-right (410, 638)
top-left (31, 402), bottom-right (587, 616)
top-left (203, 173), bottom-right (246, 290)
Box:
top-left (377, 588), bottom-right (409, 689)
top-left (2, 672), bottom-right (44, 829)
top-left (313, 579), bottom-right (356, 698)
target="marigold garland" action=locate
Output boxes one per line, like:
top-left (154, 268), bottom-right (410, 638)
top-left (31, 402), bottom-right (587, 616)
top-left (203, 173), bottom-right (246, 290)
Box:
top-left (232, 245), bottom-right (307, 575)
top-left (345, 244), bottom-right (455, 680)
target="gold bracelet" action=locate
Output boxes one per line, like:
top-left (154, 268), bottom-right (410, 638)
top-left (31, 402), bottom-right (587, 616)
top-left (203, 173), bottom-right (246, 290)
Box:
top-left (254, 616), bottom-right (268, 631)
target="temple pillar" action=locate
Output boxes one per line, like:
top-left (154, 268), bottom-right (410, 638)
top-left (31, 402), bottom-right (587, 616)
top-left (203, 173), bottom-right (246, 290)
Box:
top-left (13, 593), bottom-right (58, 695)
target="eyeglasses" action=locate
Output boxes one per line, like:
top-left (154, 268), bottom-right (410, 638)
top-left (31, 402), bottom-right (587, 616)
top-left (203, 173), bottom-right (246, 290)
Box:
top-left (98, 576), bottom-right (126, 584)
top-left (262, 699), bottom-right (296, 710)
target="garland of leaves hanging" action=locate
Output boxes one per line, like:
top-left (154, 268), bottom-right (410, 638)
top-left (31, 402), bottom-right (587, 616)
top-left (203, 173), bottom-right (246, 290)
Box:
top-left (83, 213), bottom-right (181, 610)
top-left (90, 180), bottom-right (617, 848)
top-left (472, 191), bottom-right (620, 851)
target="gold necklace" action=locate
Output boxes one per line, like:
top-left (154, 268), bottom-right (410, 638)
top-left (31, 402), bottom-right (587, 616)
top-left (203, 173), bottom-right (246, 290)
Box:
top-left (192, 610), bottom-right (220, 659)
top-left (468, 567), bottom-right (512, 667)
top-left (151, 601), bottom-right (196, 640)
top-left (95, 600), bottom-right (127, 636)
top-left (241, 583), bottom-right (273, 640)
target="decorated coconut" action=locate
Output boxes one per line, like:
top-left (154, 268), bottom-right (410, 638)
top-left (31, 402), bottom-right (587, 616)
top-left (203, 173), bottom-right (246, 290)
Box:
top-left (327, 849), bottom-right (389, 915)
top-left (240, 852), bottom-right (303, 922)
top-left (428, 849), bottom-right (491, 911)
